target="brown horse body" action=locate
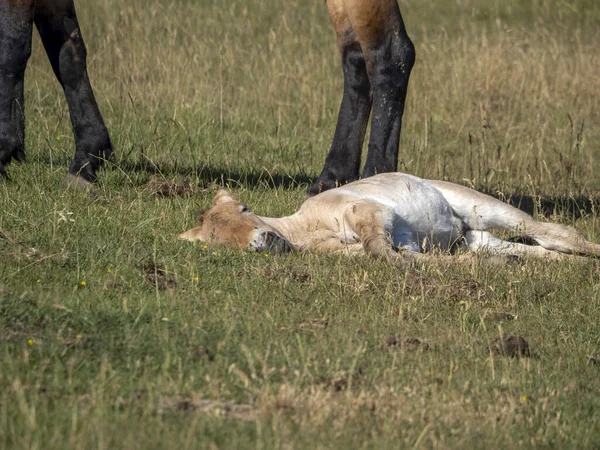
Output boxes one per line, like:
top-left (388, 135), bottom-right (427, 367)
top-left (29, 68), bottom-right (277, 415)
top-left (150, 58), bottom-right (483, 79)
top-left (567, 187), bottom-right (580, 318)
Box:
top-left (0, 0), bottom-right (413, 188)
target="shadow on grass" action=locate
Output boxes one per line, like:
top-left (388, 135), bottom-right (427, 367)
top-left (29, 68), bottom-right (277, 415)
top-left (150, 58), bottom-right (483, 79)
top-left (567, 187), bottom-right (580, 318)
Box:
top-left (118, 158), bottom-right (600, 219)
top-left (13, 155), bottom-right (600, 219)
top-left (479, 190), bottom-right (600, 220)
top-left (116, 158), bottom-right (314, 190)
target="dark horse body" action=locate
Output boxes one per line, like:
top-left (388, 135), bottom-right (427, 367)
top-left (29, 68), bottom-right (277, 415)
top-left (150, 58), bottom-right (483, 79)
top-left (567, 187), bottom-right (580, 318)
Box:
top-left (0, 0), bottom-right (414, 193)
top-left (0, 0), bottom-right (112, 181)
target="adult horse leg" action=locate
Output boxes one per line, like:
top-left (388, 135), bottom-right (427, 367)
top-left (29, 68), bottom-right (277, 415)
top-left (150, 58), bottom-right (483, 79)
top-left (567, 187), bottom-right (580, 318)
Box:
top-left (350, 0), bottom-right (414, 178)
top-left (308, 0), bottom-right (372, 195)
top-left (35, 0), bottom-right (112, 182)
top-left (0, 0), bottom-right (33, 178)
top-left (309, 0), bottom-right (414, 195)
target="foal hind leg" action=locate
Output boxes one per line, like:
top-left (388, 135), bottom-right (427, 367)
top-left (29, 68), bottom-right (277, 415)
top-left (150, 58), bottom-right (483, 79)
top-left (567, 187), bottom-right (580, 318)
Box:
top-left (0, 0), bottom-right (33, 178)
top-left (466, 230), bottom-right (564, 260)
top-left (308, 0), bottom-right (372, 195)
top-left (346, 0), bottom-right (415, 178)
top-left (34, 0), bottom-right (112, 182)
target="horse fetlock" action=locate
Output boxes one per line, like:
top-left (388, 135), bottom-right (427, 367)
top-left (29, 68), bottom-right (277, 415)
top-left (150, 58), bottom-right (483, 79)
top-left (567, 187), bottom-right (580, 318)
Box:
top-left (69, 135), bottom-right (112, 181)
top-left (73, 129), bottom-right (113, 163)
top-left (0, 135), bottom-right (25, 165)
top-left (308, 169), bottom-right (357, 197)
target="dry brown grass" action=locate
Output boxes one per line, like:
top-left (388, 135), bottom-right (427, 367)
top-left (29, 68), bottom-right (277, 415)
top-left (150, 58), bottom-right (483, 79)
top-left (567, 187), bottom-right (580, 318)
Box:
top-left (2, 0), bottom-right (598, 448)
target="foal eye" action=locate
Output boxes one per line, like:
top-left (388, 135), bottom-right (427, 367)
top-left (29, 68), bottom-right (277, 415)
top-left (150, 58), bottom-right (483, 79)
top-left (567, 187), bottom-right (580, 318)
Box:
top-left (240, 205), bottom-right (250, 213)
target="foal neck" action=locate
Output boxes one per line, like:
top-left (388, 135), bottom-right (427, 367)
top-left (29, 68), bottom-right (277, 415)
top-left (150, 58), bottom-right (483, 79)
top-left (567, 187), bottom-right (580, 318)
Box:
top-left (259, 214), bottom-right (307, 248)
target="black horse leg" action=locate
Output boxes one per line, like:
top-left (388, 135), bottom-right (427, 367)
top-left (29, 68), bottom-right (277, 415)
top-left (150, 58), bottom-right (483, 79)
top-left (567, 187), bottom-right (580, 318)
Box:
top-left (0, 0), bottom-right (33, 178)
top-left (357, 3), bottom-right (414, 178)
top-left (308, 2), bottom-right (372, 195)
top-left (310, 0), bottom-right (414, 195)
top-left (35, 0), bottom-right (112, 182)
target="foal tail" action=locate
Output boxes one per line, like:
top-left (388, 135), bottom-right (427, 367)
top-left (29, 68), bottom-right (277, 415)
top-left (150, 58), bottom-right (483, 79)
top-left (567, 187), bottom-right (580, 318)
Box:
top-left (428, 180), bottom-right (600, 257)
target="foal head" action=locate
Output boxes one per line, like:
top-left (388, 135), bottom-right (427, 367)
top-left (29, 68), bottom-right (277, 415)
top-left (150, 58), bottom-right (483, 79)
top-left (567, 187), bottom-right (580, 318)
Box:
top-left (177, 190), bottom-right (291, 253)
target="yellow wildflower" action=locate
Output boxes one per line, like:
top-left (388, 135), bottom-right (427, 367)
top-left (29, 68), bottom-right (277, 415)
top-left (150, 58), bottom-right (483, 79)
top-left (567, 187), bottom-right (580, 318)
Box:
top-left (76, 333), bottom-right (83, 340)
top-left (27, 339), bottom-right (34, 345)
top-left (79, 281), bottom-right (86, 287)
top-left (36, 279), bottom-right (41, 283)
top-left (56, 136), bottom-right (61, 141)
top-left (193, 277), bottom-right (199, 282)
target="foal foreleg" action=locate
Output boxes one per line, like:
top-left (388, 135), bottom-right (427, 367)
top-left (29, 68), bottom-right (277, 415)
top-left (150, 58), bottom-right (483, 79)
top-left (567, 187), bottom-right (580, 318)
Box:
top-left (346, 201), bottom-right (412, 266)
top-left (34, 0), bottom-right (112, 182)
top-left (0, 0), bottom-right (33, 177)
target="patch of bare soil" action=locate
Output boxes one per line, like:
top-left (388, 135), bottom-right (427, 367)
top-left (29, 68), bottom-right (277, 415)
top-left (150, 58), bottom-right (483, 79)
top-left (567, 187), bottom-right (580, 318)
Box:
top-left (484, 311), bottom-right (518, 322)
top-left (488, 335), bottom-right (531, 358)
top-left (384, 335), bottom-right (431, 351)
top-left (298, 318), bottom-right (329, 332)
top-left (447, 278), bottom-right (488, 303)
top-left (0, 323), bottom-right (48, 345)
top-left (316, 369), bottom-right (367, 392)
top-left (0, 229), bottom-right (50, 262)
top-left (392, 271), bottom-right (490, 305)
top-left (159, 396), bottom-right (256, 420)
top-left (142, 259), bottom-right (176, 290)
top-left (255, 265), bottom-right (312, 283)
top-left (104, 275), bottom-right (127, 291)
top-left (318, 373), bottom-right (349, 392)
top-left (191, 347), bottom-right (215, 362)
top-left (142, 176), bottom-right (198, 197)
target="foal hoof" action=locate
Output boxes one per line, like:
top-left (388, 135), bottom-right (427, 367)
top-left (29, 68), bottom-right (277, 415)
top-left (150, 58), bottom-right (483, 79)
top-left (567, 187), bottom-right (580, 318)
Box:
top-left (0, 148), bottom-right (26, 180)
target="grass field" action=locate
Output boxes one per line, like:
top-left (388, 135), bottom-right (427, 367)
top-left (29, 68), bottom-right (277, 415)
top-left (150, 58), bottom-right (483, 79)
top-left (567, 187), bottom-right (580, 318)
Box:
top-left (1, 0), bottom-right (600, 448)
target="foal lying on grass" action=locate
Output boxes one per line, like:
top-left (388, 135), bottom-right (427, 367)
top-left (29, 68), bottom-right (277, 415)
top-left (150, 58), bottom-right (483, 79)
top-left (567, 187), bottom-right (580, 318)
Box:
top-left (178, 173), bottom-right (600, 264)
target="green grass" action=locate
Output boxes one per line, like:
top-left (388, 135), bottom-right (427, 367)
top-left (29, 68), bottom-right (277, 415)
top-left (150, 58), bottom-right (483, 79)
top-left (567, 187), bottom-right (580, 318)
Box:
top-left (1, 0), bottom-right (600, 448)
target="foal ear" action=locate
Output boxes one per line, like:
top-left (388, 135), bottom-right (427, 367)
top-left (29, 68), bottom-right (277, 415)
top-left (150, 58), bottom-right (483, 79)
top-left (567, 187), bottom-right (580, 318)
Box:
top-left (177, 227), bottom-right (204, 242)
top-left (213, 190), bottom-right (237, 205)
